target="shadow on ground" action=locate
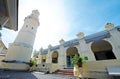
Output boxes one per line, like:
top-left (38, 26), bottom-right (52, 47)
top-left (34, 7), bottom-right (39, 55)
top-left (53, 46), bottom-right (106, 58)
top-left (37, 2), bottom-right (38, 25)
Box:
top-left (0, 70), bottom-right (37, 79)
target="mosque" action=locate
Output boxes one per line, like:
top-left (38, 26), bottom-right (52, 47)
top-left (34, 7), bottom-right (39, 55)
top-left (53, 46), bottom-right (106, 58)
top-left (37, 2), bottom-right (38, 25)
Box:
top-left (0, 7), bottom-right (120, 78)
top-left (35, 23), bottom-right (120, 78)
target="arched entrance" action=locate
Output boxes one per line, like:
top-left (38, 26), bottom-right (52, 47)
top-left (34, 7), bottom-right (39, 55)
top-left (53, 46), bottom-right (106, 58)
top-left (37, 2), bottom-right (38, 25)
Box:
top-left (66, 47), bottom-right (79, 67)
top-left (91, 40), bottom-right (116, 60)
top-left (52, 51), bottom-right (58, 63)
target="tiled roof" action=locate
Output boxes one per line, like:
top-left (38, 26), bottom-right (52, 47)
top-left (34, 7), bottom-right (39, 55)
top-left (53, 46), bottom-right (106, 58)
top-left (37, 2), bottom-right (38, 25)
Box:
top-left (50, 45), bottom-right (60, 51)
top-left (41, 49), bottom-right (48, 55)
top-left (63, 39), bottom-right (79, 47)
top-left (85, 30), bottom-right (110, 43)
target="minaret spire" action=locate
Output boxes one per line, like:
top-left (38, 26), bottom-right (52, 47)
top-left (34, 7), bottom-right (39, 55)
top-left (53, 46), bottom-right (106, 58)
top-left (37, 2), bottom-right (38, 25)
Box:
top-left (2, 10), bottom-right (40, 70)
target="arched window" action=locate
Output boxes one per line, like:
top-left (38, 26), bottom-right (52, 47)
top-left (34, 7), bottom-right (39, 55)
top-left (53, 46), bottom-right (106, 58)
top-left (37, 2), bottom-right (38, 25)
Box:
top-left (52, 51), bottom-right (58, 63)
top-left (41, 55), bottom-right (46, 63)
top-left (91, 40), bottom-right (116, 60)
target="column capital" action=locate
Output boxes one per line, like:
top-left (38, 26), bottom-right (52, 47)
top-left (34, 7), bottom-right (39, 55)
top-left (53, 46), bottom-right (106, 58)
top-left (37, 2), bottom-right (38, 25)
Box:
top-left (105, 23), bottom-right (114, 30)
top-left (48, 44), bottom-right (52, 48)
top-left (76, 32), bottom-right (84, 39)
top-left (59, 39), bottom-right (65, 44)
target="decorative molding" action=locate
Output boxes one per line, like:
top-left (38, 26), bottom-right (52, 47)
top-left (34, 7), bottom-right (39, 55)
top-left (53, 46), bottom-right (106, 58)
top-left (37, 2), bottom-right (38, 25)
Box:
top-left (14, 42), bottom-right (33, 48)
top-left (105, 23), bottom-right (114, 30)
top-left (48, 44), bottom-right (52, 49)
top-left (76, 32), bottom-right (85, 39)
top-left (59, 39), bottom-right (65, 44)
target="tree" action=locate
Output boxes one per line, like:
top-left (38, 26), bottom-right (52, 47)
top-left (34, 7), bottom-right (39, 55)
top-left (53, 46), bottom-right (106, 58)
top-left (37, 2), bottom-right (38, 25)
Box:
top-left (29, 59), bottom-right (36, 67)
top-left (71, 54), bottom-right (83, 67)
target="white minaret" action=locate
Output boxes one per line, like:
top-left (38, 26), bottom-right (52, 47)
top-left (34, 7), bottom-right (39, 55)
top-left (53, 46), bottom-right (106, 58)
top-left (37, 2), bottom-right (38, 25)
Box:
top-left (2, 10), bottom-right (40, 70)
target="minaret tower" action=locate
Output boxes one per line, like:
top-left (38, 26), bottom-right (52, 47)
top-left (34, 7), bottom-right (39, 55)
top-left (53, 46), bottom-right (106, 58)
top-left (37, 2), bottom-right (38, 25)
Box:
top-left (2, 10), bottom-right (40, 70)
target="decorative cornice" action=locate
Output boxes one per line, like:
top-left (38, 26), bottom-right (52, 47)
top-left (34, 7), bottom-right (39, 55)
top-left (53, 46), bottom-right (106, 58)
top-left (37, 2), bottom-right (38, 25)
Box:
top-left (14, 42), bottom-right (33, 48)
top-left (105, 23), bottom-right (114, 30)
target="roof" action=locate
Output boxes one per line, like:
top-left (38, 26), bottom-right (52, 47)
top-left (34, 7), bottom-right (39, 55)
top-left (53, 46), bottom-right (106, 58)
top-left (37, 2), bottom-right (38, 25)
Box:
top-left (85, 30), bottom-right (110, 43)
top-left (63, 39), bottom-right (79, 47)
top-left (41, 49), bottom-right (48, 55)
top-left (0, 0), bottom-right (18, 31)
top-left (41, 39), bottom-right (79, 55)
top-left (41, 26), bottom-right (119, 55)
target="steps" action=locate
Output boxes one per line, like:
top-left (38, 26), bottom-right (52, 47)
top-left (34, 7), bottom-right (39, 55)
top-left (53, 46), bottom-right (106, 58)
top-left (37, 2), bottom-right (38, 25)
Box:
top-left (53, 69), bottom-right (74, 76)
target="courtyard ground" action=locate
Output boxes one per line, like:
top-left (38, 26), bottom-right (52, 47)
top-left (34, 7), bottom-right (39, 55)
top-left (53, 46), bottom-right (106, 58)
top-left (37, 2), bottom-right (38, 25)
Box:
top-left (0, 70), bottom-right (85, 79)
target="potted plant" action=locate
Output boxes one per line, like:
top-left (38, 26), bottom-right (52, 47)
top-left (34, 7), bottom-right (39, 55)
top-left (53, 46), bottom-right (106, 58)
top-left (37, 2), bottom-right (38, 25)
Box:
top-left (71, 54), bottom-right (83, 77)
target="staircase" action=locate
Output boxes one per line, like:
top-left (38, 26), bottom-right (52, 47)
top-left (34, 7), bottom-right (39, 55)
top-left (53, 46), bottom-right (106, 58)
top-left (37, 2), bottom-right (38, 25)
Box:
top-left (53, 68), bottom-right (74, 76)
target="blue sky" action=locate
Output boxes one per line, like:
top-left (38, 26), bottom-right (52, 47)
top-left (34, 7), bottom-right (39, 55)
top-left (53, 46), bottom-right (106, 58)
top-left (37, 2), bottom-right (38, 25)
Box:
top-left (64, 0), bottom-right (120, 36)
top-left (1, 0), bottom-right (120, 50)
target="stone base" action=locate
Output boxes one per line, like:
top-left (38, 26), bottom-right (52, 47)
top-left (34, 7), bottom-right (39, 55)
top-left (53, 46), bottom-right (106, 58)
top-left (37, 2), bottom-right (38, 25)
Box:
top-left (0, 61), bottom-right (29, 71)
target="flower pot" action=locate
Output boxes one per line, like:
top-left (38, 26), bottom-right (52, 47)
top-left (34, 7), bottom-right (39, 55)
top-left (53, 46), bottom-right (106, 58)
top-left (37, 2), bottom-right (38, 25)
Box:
top-left (73, 64), bottom-right (80, 77)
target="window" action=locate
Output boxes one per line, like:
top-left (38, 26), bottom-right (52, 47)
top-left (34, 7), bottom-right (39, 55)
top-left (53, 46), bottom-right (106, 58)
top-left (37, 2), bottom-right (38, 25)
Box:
top-left (52, 51), bottom-right (58, 63)
top-left (42, 59), bottom-right (46, 63)
top-left (52, 58), bottom-right (58, 63)
top-left (91, 40), bottom-right (116, 60)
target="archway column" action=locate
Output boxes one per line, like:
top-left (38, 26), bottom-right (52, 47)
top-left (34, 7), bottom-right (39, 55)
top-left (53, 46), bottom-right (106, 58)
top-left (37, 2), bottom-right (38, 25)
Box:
top-left (107, 38), bottom-right (120, 59)
top-left (106, 29), bottom-right (120, 59)
top-left (46, 49), bottom-right (52, 63)
top-left (58, 46), bottom-right (66, 69)
top-left (76, 32), bottom-right (95, 61)
top-left (78, 39), bottom-right (95, 61)
top-left (37, 54), bottom-right (42, 64)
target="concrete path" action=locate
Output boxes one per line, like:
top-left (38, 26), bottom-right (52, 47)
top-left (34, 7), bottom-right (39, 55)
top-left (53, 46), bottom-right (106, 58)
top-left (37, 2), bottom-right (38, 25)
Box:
top-left (0, 70), bottom-right (79, 79)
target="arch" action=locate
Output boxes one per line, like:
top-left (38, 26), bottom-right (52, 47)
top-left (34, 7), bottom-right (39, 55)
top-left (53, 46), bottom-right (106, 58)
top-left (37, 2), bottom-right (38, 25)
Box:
top-left (66, 47), bottom-right (79, 67)
top-left (52, 51), bottom-right (58, 63)
top-left (91, 40), bottom-right (116, 60)
top-left (41, 55), bottom-right (46, 63)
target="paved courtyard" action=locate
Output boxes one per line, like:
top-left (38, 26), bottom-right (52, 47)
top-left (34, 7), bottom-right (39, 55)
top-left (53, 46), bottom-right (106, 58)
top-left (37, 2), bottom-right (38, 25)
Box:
top-left (0, 70), bottom-right (79, 79)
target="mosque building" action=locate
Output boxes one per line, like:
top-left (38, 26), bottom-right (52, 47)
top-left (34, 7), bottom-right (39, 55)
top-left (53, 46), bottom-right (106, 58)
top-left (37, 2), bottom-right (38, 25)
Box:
top-left (0, 1), bottom-right (119, 78)
top-left (36, 23), bottom-right (120, 79)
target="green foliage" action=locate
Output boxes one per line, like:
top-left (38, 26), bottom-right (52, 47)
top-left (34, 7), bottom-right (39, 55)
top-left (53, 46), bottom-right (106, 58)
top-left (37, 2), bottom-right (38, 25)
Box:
top-left (71, 54), bottom-right (83, 67)
top-left (29, 59), bottom-right (37, 67)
